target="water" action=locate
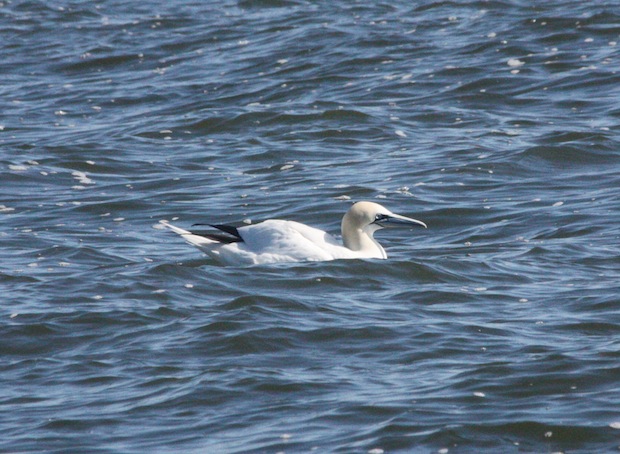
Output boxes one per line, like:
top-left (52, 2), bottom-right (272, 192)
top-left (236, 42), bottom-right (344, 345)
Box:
top-left (2, 0), bottom-right (620, 452)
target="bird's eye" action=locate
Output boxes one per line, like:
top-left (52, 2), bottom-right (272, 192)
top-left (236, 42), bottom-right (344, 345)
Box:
top-left (375, 214), bottom-right (387, 221)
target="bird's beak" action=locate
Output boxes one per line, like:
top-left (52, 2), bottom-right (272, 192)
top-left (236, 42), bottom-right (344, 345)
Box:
top-left (377, 213), bottom-right (427, 229)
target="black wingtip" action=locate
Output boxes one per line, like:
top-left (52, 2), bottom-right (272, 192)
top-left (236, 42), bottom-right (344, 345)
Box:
top-left (209, 224), bottom-right (242, 240)
top-left (189, 223), bottom-right (244, 244)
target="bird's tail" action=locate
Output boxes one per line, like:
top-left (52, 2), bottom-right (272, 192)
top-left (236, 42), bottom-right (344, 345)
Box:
top-left (160, 220), bottom-right (218, 250)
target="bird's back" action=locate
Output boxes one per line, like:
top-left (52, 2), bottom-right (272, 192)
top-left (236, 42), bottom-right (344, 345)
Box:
top-left (235, 220), bottom-right (347, 263)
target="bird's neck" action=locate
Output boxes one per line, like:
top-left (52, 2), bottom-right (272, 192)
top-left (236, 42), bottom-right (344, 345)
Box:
top-left (342, 226), bottom-right (386, 258)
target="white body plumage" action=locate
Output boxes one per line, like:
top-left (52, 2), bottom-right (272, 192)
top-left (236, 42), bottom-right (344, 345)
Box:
top-left (161, 201), bottom-right (426, 266)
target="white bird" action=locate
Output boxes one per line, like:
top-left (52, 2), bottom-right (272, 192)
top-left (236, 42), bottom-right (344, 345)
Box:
top-left (161, 201), bottom-right (426, 266)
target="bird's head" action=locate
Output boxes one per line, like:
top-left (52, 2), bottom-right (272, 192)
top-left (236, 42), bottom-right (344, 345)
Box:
top-left (341, 201), bottom-right (426, 251)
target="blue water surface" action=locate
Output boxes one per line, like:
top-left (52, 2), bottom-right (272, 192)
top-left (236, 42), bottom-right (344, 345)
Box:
top-left (2, 1), bottom-right (620, 452)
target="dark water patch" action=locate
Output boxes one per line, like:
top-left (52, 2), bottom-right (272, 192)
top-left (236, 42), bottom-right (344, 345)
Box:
top-left (57, 52), bottom-right (145, 74)
top-left (425, 422), bottom-right (618, 453)
top-left (519, 144), bottom-right (616, 168)
top-left (557, 321), bottom-right (620, 336)
top-left (219, 294), bottom-right (309, 313)
top-left (1, 322), bottom-right (61, 355)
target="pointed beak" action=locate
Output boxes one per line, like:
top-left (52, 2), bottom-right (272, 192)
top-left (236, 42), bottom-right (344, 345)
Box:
top-left (376, 213), bottom-right (427, 229)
